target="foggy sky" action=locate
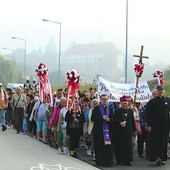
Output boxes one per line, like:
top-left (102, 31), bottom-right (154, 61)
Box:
top-left (1, 0), bottom-right (170, 67)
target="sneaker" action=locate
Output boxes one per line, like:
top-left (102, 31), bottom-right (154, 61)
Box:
top-left (87, 149), bottom-right (92, 156)
top-left (7, 125), bottom-right (11, 129)
top-left (37, 138), bottom-right (41, 142)
top-left (63, 147), bottom-right (69, 155)
top-left (92, 155), bottom-right (96, 161)
top-left (2, 125), bottom-right (7, 131)
top-left (42, 140), bottom-right (47, 144)
top-left (58, 148), bottom-right (63, 154)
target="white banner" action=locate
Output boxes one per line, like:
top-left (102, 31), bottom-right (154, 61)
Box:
top-left (95, 75), bottom-right (159, 102)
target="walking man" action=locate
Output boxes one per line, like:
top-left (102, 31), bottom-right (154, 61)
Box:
top-left (91, 94), bottom-right (114, 167)
top-left (146, 85), bottom-right (170, 165)
top-left (0, 83), bottom-right (8, 131)
top-left (11, 87), bottom-right (27, 134)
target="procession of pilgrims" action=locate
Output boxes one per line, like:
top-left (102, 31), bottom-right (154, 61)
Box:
top-left (1, 60), bottom-right (170, 168)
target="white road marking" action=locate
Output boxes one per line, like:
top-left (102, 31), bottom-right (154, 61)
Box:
top-left (30, 163), bottom-right (83, 170)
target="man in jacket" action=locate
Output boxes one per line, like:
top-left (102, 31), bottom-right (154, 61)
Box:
top-left (0, 83), bottom-right (8, 131)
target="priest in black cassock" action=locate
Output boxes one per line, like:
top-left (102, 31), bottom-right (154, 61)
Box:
top-left (113, 95), bottom-right (136, 166)
top-left (91, 94), bottom-right (114, 167)
top-left (145, 85), bottom-right (170, 165)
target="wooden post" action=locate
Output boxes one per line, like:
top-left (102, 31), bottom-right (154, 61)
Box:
top-left (133, 46), bottom-right (149, 103)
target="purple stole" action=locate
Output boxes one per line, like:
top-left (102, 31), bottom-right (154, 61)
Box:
top-left (99, 104), bottom-right (111, 145)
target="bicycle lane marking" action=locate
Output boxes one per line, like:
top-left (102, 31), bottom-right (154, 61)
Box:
top-left (30, 163), bottom-right (83, 170)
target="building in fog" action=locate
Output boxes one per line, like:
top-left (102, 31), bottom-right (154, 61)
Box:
top-left (62, 42), bottom-right (123, 83)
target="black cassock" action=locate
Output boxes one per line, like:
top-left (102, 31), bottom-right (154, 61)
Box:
top-left (113, 108), bottom-right (136, 164)
top-left (145, 96), bottom-right (170, 162)
top-left (91, 105), bottom-right (114, 167)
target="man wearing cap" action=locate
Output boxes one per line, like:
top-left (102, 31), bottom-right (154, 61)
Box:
top-left (113, 95), bottom-right (136, 166)
top-left (146, 85), bottom-right (170, 165)
top-left (0, 83), bottom-right (8, 131)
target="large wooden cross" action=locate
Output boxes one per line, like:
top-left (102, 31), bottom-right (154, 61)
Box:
top-left (133, 46), bottom-right (149, 63)
top-left (133, 46), bottom-right (149, 103)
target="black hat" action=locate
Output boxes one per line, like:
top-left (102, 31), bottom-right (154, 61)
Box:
top-left (157, 85), bottom-right (164, 90)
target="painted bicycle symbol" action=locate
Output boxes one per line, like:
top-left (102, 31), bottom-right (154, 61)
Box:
top-left (30, 163), bottom-right (83, 170)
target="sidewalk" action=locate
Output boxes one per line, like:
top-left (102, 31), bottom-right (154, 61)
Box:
top-left (0, 128), bottom-right (100, 170)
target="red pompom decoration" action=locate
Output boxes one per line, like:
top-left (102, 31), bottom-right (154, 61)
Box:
top-left (134, 63), bottom-right (144, 77)
top-left (153, 70), bottom-right (164, 85)
top-left (66, 69), bottom-right (80, 83)
top-left (36, 63), bottom-right (48, 77)
top-left (66, 69), bottom-right (80, 95)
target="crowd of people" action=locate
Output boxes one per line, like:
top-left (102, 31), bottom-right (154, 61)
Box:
top-left (0, 82), bottom-right (170, 167)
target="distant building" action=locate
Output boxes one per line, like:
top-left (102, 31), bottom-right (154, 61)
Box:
top-left (62, 42), bottom-right (123, 83)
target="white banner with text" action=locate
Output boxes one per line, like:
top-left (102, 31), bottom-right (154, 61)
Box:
top-left (95, 75), bottom-right (159, 102)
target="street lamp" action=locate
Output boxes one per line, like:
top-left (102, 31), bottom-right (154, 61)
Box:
top-left (42, 18), bottom-right (61, 85)
top-left (3, 47), bottom-right (15, 61)
top-left (11, 36), bottom-right (27, 78)
top-left (3, 47), bottom-right (15, 83)
top-left (125, 0), bottom-right (128, 83)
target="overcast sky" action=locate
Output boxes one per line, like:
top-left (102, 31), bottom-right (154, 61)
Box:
top-left (0, 0), bottom-right (170, 66)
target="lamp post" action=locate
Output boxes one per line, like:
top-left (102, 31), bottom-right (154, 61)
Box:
top-left (3, 47), bottom-right (15, 83)
top-left (3, 47), bottom-right (15, 61)
top-left (11, 36), bottom-right (26, 78)
top-left (125, 0), bottom-right (128, 83)
top-left (42, 18), bottom-right (61, 85)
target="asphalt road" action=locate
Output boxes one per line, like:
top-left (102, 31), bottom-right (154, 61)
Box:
top-left (1, 128), bottom-right (170, 170)
top-left (77, 141), bottom-right (170, 170)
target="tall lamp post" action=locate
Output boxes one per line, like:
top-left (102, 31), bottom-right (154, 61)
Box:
top-left (125, 0), bottom-right (128, 83)
top-left (42, 18), bottom-right (61, 85)
top-left (11, 36), bottom-right (26, 78)
top-left (3, 47), bottom-right (15, 62)
top-left (3, 47), bottom-right (15, 83)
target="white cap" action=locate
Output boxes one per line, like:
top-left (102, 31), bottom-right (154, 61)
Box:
top-left (34, 96), bottom-right (39, 101)
top-left (0, 83), bottom-right (2, 86)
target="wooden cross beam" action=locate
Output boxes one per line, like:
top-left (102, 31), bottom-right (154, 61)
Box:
top-left (133, 46), bottom-right (149, 63)
top-left (133, 46), bottom-right (149, 104)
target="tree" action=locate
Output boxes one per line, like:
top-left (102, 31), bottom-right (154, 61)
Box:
top-left (164, 65), bottom-right (170, 83)
top-left (0, 55), bottom-right (22, 86)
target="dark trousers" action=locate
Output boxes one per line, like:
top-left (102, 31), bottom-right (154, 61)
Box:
top-left (29, 120), bottom-right (37, 136)
top-left (47, 128), bottom-right (52, 146)
top-left (69, 129), bottom-right (82, 151)
top-left (6, 110), bottom-right (12, 126)
top-left (15, 108), bottom-right (24, 133)
top-left (137, 127), bottom-right (147, 156)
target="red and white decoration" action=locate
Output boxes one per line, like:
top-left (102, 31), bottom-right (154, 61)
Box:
top-left (153, 70), bottom-right (164, 85)
top-left (35, 63), bottom-right (53, 105)
top-left (66, 69), bottom-right (80, 109)
top-left (134, 63), bottom-right (144, 77)
top-left (66, 69), bottom-right (80, 95)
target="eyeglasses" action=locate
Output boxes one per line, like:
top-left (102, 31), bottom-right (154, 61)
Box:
top-left (101, 98), bottom-right (108, 101)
